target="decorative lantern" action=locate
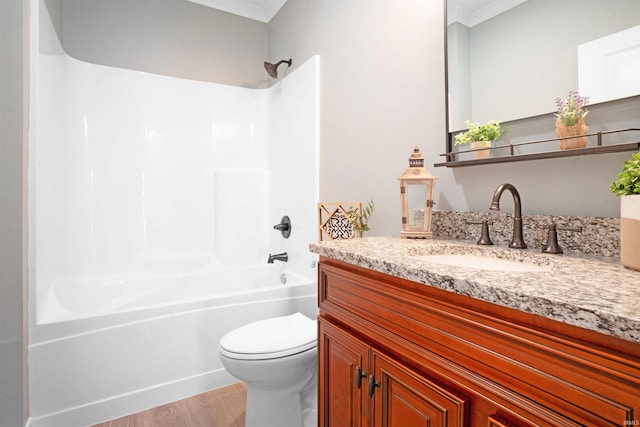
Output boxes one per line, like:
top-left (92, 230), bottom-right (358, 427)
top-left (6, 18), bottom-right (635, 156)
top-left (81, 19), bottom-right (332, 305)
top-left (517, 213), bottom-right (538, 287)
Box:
top-left (398, 146), bottom-right (437, 239)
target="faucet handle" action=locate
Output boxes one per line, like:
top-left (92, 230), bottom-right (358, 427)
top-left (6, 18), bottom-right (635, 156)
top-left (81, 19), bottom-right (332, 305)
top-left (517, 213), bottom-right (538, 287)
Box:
top-left (466, 220), bottom-right (494, 246)
top-left (542, 224), bottom-right (582, 254)
top-left (273, 216), bottom-right (291, 238)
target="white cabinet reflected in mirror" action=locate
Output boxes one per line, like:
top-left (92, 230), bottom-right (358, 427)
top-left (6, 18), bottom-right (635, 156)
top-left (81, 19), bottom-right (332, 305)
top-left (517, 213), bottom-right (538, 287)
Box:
top-left (446, 0), bottom-right (640, 132)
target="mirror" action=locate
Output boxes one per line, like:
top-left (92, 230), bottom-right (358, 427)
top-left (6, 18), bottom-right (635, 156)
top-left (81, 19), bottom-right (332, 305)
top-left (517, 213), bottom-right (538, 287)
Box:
top-left (447, 0), bottom-right (640, 132)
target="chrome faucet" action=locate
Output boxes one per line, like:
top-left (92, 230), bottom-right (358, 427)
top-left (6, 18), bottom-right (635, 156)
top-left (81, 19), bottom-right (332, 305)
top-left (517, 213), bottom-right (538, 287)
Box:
top-left (267, 252), bottom-right (288, 263)
top-left (489, 183), bottom-right (527, 249)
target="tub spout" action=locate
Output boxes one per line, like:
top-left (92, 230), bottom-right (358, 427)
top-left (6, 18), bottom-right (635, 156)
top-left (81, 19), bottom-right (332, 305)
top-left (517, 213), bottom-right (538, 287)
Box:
top-left (489, 183), bottom-right (527, 249)
top-left (267, 252), bottom-right (288, 263)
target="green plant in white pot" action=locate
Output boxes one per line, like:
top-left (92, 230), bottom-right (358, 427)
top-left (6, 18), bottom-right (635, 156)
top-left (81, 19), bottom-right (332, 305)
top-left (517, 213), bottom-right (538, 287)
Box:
top-left (611, 152), bottom-right (640, 271)
top-left (454, 120), bottom-right (504, 159)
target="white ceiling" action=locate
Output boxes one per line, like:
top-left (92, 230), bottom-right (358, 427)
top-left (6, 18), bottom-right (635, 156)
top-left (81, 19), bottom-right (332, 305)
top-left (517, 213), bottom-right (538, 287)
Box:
top-left (447, 0), bottom-right (527, 27)
top-left (186, 0), bottom-right (288, 23)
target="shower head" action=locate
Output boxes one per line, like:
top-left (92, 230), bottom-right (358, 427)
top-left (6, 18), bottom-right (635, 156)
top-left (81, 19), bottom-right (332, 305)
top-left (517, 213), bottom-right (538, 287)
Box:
top-left (264, 58), bottom-right (292, 79)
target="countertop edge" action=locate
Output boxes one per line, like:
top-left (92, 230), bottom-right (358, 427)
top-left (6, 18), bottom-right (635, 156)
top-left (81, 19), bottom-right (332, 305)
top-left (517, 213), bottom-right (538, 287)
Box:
top-left (310, 237), bottom-right (640, 344)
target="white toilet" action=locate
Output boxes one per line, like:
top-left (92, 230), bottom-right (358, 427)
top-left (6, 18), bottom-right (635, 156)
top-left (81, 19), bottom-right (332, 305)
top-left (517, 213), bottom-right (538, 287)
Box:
top-left (219, 312), bottom-right (318, 427)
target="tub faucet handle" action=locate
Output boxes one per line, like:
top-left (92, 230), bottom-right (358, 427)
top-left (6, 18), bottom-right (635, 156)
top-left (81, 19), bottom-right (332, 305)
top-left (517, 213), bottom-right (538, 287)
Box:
top-left (273, 216), bottom-right (291, 238)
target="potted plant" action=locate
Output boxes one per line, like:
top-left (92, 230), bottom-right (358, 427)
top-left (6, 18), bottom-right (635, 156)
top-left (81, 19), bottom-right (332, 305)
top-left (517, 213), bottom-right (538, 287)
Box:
top-left (346, 198), bottom-right (375, 238)
top-left (554, 91), bottom-right (589, 150)
top-left (610, 152), bottom-right (640, 271)
top-left (454, 120), bottom-right (504, 159)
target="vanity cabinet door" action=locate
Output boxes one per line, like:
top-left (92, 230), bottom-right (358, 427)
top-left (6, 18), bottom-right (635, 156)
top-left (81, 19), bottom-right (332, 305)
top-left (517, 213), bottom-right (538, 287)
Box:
top-left (370, 350), bottom-right (468, 427)
top-left (319, 318), bottom-right (370, 427)
top-left (319, 317), bottom-right (469, 427)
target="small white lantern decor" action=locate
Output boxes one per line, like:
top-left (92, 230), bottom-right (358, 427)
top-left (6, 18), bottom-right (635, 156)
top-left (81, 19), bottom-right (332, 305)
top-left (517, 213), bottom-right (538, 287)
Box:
top-left (398, 146), bottom-right (437, 239)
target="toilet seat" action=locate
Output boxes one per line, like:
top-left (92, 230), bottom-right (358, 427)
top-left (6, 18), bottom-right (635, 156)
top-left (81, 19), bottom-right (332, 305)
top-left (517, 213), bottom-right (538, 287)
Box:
top-left (219, 312), bottom-right (317, 360)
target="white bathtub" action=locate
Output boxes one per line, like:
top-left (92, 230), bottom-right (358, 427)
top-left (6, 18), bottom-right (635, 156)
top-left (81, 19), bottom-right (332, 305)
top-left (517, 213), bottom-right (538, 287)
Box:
top-left (28, 264), bottom-right (318, 427)
top-left (39, 263), bottom-right (309, 323)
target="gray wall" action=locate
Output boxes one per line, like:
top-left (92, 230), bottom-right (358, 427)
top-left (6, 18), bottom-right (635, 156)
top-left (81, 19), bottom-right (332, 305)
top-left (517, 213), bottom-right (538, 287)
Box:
top-left (269, 0), bottom-right (635, 235)
top-left (61, 0), bottom-right (269, 86)
top-left (0, 0), bottom-right (26, 425)
top-left (269, 0), bottom-right (446, 236)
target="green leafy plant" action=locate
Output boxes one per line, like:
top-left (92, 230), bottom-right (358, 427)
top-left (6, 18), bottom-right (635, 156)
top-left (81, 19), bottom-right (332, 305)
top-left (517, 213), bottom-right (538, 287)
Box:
top-left (611, 152), bottom-right (640, 196)
top-left (454, 120), bottom-right (504, 146)
top-left (346, 198), bottom-right (375, 232)
top-left (554, 91), bottom-right (589, 126)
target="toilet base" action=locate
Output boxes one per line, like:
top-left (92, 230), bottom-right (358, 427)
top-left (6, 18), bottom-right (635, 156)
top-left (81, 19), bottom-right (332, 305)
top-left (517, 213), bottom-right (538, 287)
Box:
top-left (245, 367), bottom-right (317, 427)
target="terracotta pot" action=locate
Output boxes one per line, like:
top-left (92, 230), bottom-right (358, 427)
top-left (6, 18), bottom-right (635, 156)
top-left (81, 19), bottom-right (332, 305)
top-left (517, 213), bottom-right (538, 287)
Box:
top-left (620, 194), bottom-right (640, 271)
top-left (556, 118), bottom-right (588, 150)
top-left (470, 140), bottom-right (492, 159)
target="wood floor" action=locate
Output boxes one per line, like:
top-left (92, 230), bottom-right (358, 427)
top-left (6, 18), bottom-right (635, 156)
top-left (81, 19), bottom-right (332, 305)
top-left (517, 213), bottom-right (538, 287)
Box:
top-left (92, 382), bottom-right (246, 427)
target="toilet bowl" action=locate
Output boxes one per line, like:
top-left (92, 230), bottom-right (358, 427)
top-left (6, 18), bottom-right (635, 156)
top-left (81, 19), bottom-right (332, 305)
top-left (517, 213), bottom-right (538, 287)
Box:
top-left (219, 312), bottom-right (318, 427)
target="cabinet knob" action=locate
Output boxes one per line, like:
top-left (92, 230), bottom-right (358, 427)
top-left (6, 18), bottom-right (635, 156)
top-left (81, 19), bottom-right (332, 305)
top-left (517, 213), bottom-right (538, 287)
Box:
top-left (367, 375), bottom-right (380, 398)
top-left (355, 366), bottom-right (367, 389)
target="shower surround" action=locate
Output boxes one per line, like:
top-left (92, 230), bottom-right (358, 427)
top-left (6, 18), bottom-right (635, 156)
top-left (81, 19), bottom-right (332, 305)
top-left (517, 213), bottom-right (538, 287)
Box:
top-left (28, 1), bottom-right (319, 425)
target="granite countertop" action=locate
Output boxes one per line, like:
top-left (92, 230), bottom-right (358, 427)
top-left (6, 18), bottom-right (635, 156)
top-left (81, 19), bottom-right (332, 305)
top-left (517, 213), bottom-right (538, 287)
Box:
top-left (309, 236), bottom-right (640, 344)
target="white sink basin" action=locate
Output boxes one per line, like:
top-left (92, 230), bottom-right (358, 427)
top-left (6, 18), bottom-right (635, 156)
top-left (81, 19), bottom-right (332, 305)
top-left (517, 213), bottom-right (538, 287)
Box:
top-left (413, 254), bottom-right (550, 272)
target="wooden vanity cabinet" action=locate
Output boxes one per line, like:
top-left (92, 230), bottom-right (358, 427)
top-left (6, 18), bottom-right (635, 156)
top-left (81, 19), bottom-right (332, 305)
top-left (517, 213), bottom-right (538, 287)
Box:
top-left (317, 257), bottom-right (640, 427)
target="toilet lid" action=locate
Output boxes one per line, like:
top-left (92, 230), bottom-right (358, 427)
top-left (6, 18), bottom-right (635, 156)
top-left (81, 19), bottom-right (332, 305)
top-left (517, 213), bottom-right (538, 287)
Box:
top-left (219, 312), bottom-right (317, 360)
